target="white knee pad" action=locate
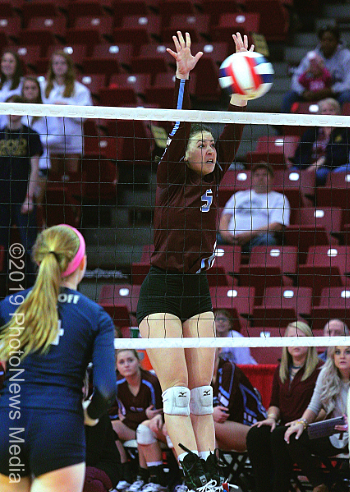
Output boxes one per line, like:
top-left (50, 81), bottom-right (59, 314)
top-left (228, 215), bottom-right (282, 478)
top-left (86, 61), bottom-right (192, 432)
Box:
top-left (136, 424), bottom-right (157, 445)
top-left (162, 386), bottom-right (190, 416)
top-left (190, 386), bottom-right (213, 415)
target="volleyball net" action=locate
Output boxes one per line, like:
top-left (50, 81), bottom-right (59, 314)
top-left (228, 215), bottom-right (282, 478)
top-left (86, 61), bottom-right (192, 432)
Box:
top-left (1, 101), bottom-right (350, 356)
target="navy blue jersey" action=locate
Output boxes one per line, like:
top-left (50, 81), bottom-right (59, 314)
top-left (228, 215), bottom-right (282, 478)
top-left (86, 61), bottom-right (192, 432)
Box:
top-left (0, 287), bottom-right (116, 419)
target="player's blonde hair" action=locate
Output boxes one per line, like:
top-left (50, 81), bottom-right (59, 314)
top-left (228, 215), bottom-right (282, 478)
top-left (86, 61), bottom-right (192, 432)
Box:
top-left (0, 225), bottom-right (80, 361)
top-left (279, 321), bottom-right (319, 383)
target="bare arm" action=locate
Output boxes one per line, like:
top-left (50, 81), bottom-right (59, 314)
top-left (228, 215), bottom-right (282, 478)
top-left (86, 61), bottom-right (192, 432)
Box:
top-left (21, 156), bottom-right (39, 214)
top-left (219, 213), bottom-right (235, 244)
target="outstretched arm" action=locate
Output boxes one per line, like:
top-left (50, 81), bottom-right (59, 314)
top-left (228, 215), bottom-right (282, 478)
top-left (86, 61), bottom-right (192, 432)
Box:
top-left (166, 31), bottom-right (203, 80)
top-left (230, 32), bottom-right (255, 107)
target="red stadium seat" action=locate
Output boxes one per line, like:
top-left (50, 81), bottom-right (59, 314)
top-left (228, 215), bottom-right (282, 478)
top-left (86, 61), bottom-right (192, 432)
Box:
top-left (112, 0), bottom-right (159, 26)
top-left (109, 73), bottom-right (151, 100)
top-left (81, 158), bottom-right (118, 202)
top-left (159, 0), bottom-right (197, 26)
top-left (145, 72), bottom-right (196, 108)
top-left (99, 284), bottom-right (141, 314)
top-left (0, 0), bottom-right (22, 18)
top-left (19, 16), bottom-right (67, 56)
top-left (284, 207), bottom-right (343, 263)
top-left (99, 86), bottom-right (139, 106)
top-left (273, 169), bottom-right (316, 204)
top-left (0, 16), bottom-right (21, 45)
top-left (67, 0), bottom-right (113, 25)
top-left (212, 13), bottom-right (260, 44)
top-left (317, 172), bottom-right (350, 227)
top-left (241, 326), bottom-right (286, 338)
top-left (66, 15), bottom-right (113, 48)
top-left (112, 15), bottom-right (161, 56)
top-left (310, 286), bottom-right (350, 331)
top-left (245, 0), bottom-right (290, 41)
top-left (15, 46), bottom-right (42, 73)
top-left (82, 43), bottom-right (133, 78)
top-left (249, 347), bottom-right (282, 365)
top-left (107, 119), bottom-right (153, 164)
top-left (201, 0), bottom-right (245, 26)
top-left (21, 0), bottom-right (68, 27)
top-left (298, 245), bottom-right (350, 300)
top-left (77, 73), bottom-right (107, 100)
top-left (161, 14), bottom-right (211, 44)
top-left (131, 44), bottom-right (172, 84)
top-left (193, 56), bottom-right (221, 102)
top-left (246, 135), bottom-right (300, 167)
top-left (210, 285), bottom-right (255, 318)
top-left (214, 245), bottom-right (242, 276)
top-left (252, 286), bottom-right (312, 327)
top-left (99, 303), bottom-right (131, 326)
top-left (43, 183), bottom-right (81, 228)
top-left (191, 42), bottom-right (230, 65)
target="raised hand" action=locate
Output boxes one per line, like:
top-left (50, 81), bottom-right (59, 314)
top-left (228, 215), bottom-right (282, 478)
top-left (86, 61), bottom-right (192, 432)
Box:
top-left (232, 32), bottom-right (254, 53)
top-left (166, 31), bottom-right (203, 79)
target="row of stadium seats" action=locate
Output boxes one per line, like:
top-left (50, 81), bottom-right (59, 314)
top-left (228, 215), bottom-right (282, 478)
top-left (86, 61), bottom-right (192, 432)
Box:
top-left (99, 280), bottom-right (350, 333)
top-left (1, 0), bottom-right (291, 42)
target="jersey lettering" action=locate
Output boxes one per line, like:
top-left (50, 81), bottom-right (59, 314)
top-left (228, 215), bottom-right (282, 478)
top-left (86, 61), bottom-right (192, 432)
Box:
top-left (51, 320), bottom-right (64, 346)
top-left (200, 189), bottom-right (213, 213)
top-left (57, 293), bottom-right (79, 304)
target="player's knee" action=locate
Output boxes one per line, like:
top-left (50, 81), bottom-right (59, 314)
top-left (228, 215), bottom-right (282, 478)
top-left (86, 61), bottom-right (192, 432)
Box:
top-left (190, 385), bottom-right (213, 415)
top-left (162, 386), bottom-right (190, 416)
top-left (136, 424), bottom-right (157, 445)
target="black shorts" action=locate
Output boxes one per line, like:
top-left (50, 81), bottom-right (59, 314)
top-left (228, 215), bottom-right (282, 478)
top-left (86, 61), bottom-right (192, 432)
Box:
top-left (136, 266), bottom-right (213, 324)
top-left (0, 407), bottom-right (85, 478)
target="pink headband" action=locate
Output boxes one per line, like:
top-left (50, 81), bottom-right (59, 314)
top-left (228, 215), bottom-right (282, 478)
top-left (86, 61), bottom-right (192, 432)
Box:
top-left (58, 224), bottom-right (86, 278)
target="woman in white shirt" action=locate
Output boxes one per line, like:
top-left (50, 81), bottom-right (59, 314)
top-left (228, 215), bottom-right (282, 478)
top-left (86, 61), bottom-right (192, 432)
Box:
top-left (0, 50), bottom-right (23, 128)
top-left (40, 50), bottom-right (93, 175)
top-left (22, 76), bottom-right (65, 208)
top-left (283, 346), bottom-right (349, 492)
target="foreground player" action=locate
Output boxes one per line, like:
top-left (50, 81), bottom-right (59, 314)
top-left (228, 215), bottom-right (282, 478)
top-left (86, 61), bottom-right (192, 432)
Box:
top-left (0, 224), bottom-right (116, 492)
top-left (137, 31), bottom-right (253, 492)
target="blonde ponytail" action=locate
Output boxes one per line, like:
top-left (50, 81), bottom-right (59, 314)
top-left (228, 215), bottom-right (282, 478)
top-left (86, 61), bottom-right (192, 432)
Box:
top-left (0, 225), bottom-right (80, 361)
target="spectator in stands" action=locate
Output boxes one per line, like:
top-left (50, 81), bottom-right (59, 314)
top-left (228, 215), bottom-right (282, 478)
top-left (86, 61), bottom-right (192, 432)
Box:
top-left (83, 368), bottom-right (121, 492)
top-left (22, 76), bottom-right (65, 212)
top-left (298, 51), bottom-right (332, 96)
top-left (40, 50), bottom-right (93, 175)
top-left (215, 309), bottom-right (257, 365)
top-left (0, 50), bottom-right (23, 129)
top-left (281, 25), bottom-right (350, 113)
top-left (284, 346), bottom-right (349, 492)
top-left (0, 95), bottom-right (43, 287)
top-left (212, 349), bottom-right (266, 452)
top-left (110, 349), bottom-right (167, 492)
top-left (319, 319), bottom-right (349, 362)
top-left (246, 321), bottom-right (323, 492)
top-left (290, 98), bottom-right (350, 185)
top-left (218, 163), bottom-right (290, 252)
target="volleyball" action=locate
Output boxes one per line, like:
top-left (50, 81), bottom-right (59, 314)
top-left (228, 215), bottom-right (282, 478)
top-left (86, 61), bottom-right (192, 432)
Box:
top-left (219, 51), bottom-right (274, 100)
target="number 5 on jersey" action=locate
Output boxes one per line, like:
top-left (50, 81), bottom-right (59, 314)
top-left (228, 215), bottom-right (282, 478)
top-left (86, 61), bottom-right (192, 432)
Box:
top-left (201, 189), bottom-right (213, 213)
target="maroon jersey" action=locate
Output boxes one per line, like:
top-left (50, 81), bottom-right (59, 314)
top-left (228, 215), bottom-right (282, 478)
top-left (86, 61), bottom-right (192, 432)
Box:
top-left (109, 369), bottom-right (162, 431)
top-left (151, 78), bottom-right (245, 274)
top-left (213, 358), bottom-right (266, 426)
top-left (269, 361), bottom-right (323, 424)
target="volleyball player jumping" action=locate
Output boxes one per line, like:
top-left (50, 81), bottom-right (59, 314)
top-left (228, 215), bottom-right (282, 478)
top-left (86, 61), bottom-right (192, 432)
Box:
top-left (0, 225), bottom-right (116, 492)
top-left (137, 32), bottom-right (253, 492)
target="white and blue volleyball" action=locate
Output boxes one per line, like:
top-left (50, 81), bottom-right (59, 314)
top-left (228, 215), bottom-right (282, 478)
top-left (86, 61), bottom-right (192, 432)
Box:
top-left (219, 51), bottom-right (274, 100)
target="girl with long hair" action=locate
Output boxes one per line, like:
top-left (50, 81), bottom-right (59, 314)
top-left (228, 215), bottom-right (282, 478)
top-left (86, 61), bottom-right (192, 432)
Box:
top-left (0, 50), bottom-right (23, 128)
top-left (22, 76), bottom-right (65, 209)
top-left (111, 349), bottom-right (167, 492)
top-left (137, 31), bottom-right (252, 492)
top-left (40, 50), bottom-right (92, 175)
top-left (0, 224), bottom-right (116, 492)
top-left (246, 321), bottom-right (323, 492)
top-left (284, 346), bottom-right (350, 492)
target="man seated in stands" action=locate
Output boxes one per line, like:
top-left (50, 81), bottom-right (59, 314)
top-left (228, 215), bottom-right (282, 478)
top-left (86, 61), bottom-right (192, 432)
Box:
top-left (281, 25), bottom-right (350, 113)
top-left (319, 318), bottom-right (349, 361)
top-left (218, 163), bottom-right (290, 253)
